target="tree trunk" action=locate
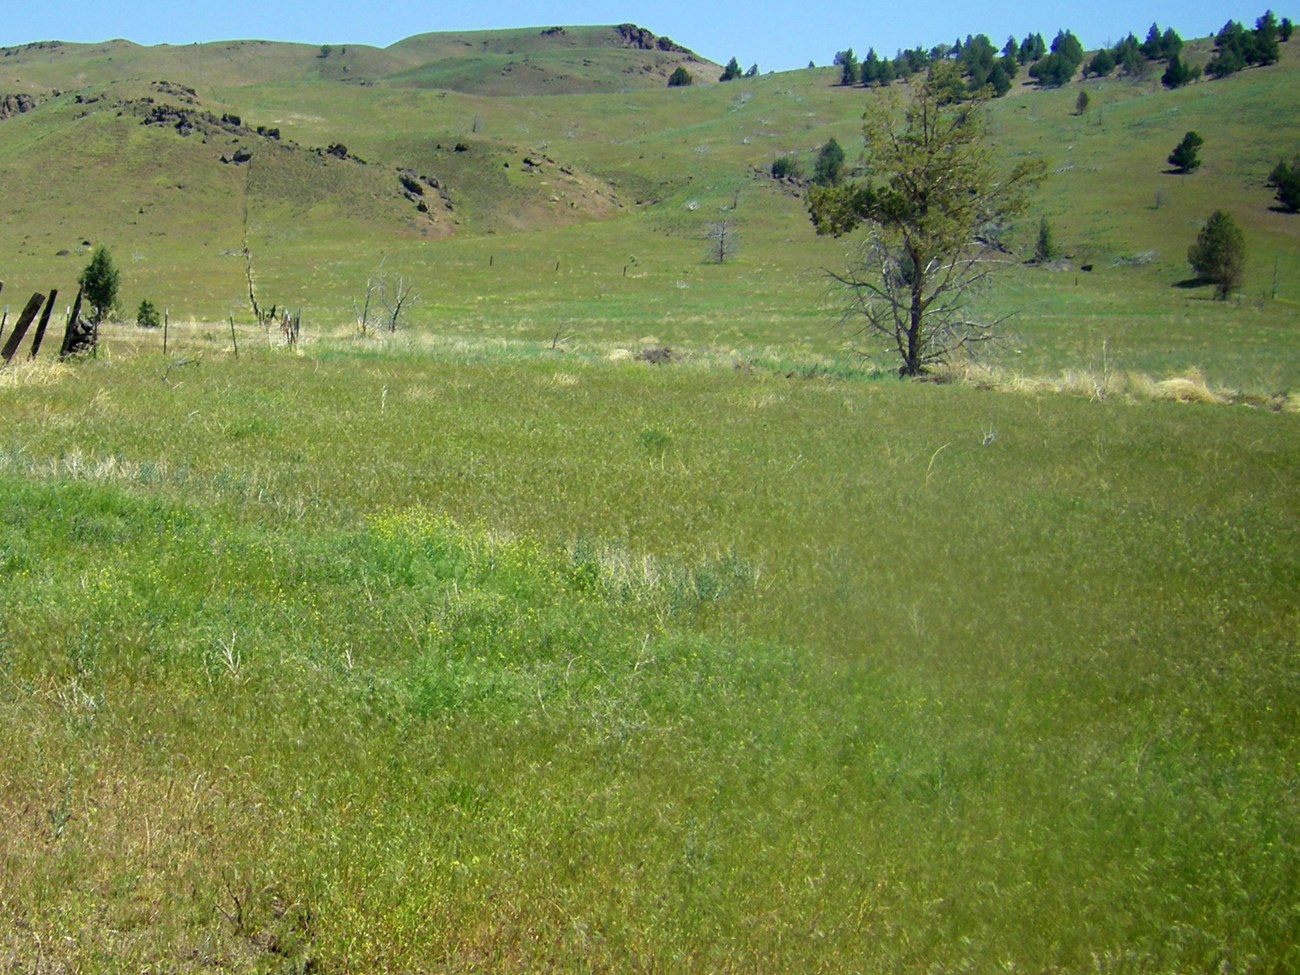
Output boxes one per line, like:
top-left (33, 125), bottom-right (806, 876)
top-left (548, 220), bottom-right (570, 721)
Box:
top-left (905, 258), bottom-right (925, 375)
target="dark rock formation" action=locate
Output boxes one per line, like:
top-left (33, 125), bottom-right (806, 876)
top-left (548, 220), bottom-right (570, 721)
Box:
top-left (0, 93), bottom-right (38, 119)
top-left (615, 24), bottom-right (691, 54)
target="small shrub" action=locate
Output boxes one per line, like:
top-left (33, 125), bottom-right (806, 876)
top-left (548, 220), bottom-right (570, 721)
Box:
top-left (770, 155), bottom-right (802, 180)
top-left (136, 299), bottom-right (161, 329)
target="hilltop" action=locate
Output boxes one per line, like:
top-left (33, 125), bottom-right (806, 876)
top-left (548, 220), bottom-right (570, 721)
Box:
top-left (0, 24), bottom-right (715, 96)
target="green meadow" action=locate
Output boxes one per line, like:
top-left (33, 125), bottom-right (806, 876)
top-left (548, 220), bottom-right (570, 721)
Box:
top-left (0, 22), bottom-right (1298, 974)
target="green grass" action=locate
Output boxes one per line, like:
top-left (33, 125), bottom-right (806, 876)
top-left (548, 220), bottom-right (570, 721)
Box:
top-left (0, 346), bottom-right (1296, 971)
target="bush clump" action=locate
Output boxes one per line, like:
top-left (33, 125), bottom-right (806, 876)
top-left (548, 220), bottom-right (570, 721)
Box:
top-left (771, 154), bottom-right (802, 180)
top-left (136, 299), bottom-right (161, 329)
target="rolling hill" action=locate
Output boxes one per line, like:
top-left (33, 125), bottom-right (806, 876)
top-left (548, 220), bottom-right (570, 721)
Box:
top-left (0, 22), bottom-right (1297, 385)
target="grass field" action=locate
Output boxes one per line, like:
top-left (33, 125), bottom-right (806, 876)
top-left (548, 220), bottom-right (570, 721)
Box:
top-left (0, 21), bottom-right (1298, 975)
top-left (0, 334), bottom-right (1296, 972)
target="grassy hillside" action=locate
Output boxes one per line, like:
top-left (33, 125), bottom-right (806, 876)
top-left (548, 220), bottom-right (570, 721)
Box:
top-left (1, 29), bottom-right (1297, 387)
top-left (0, 24), bottom-right (715, 95)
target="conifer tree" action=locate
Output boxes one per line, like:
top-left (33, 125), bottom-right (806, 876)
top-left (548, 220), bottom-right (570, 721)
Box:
top-left (808, 71), bottom-right (1045, 375)
top-left (78, 245), bottom-right (120, 324)
top-left (1188, 210), bottom-right (1245, 299)
top-left (1168, 131), bottom-right (1205, 174)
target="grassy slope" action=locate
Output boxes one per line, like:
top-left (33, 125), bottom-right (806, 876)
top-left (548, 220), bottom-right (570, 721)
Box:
top-left (1, 35), bottom-right (1297, 386)
top-left (0, 25), bottom-right (716, 95)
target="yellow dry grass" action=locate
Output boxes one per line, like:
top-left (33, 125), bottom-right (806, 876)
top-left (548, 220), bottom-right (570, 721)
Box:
top-left (0, 357), bottom-right (76, 388)
top-left (937, 363), bottom-right (1272, 408)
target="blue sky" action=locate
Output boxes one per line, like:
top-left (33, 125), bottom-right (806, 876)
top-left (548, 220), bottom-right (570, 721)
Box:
top-left (1, 1), bottom-right (1283, 72)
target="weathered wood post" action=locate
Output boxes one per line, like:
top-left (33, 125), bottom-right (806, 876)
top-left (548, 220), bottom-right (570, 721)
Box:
top-left (1, 293), bottom-right (46, 364)
top-left (58, 289), bottom-right (85, 358)
top-left (163, 308), bottom-right (169, 356)
top-left (228, 313), bottom-right (239, 359)
top-left (28, 290), bottom-right (58, 359)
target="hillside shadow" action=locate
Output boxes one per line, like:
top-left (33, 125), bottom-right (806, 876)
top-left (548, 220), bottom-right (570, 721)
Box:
top-left (1173, 278), bottom-right (1208, 290)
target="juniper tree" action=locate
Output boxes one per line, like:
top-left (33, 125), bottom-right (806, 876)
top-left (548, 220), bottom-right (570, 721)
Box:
top-left (78, 245), bottom-right (120, 324)
top-left (808, 67), bottom-right (1045, 375)
top-left (667, 66), bottom-right (693, 87)
top-left (1035, 216), bottom-right (1057, 263)
top-left (812, 138), bottom-right (846, 186)
top-left (1267, 155), bottom-right (1300, 212)
top-left (1168, 131), bottom-right (1204, 173)
top-left (1188, 210), bottom-right (1246, 299)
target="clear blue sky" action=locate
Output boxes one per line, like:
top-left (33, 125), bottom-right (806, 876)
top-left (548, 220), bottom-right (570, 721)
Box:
top-left (1, 1), bottom-right (1284, 72)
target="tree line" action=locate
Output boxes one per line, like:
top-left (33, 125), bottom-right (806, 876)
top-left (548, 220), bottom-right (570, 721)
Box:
top-left (830, 9), bottom-right (1293, 99)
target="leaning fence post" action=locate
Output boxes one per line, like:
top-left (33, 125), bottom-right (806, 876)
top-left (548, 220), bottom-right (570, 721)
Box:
top-left (228, 313), bottom-right (239, 359)
top-left (1, 293), bottom-right (46, 364)
top-left (58, 288), bottom-right (85, 359)
top-left (28, 289), bottom-right (58, 359)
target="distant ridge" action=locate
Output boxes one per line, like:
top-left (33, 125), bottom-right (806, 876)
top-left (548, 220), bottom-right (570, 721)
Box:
top-left (0, 24), bottom-right (717, 97)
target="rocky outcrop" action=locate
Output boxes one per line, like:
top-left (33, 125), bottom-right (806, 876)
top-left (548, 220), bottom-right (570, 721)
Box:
top-left (150, 80), bottom-right (198, 104)
top-left (0, 93), bottom-right (38, 119)
top-left (398, 168), bottom-right (453, 213)
top-left (614, 24), bottom-right (691, 54)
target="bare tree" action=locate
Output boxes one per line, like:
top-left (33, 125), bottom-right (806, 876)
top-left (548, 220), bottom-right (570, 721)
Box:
top-left (353, 278), bottom-right (378, 335)
top-left (356, 259), bottom-right (419, 333)
top-left (377, 270), bottom-right (417, 332)
top-left (704, 219), bottom-right (738, 264)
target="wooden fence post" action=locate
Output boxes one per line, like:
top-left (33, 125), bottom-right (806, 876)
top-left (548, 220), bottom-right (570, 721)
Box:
top-left (1, 293), bottom-right (46, 364)
top-left (28, 289), bottom-right (58, 359)
top-left (58, 289), bottom-right (85, 358)
top-left (228, 313), bottom-right (239, 359)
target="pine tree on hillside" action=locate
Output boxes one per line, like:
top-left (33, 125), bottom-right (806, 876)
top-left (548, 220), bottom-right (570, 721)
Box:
top-left (835, 48), bottom-right (859, 86)
top-left (1168, 131), bottom-right (1205, 174)
top-left (1267, 156), bottom-right (1300, 212)
top-left (1161, 54), bottom-right (1201, 88)
top-left (1188, 210), bottom-right (1246, 299)
top-left (812, 138), bottom-right (846, 186)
